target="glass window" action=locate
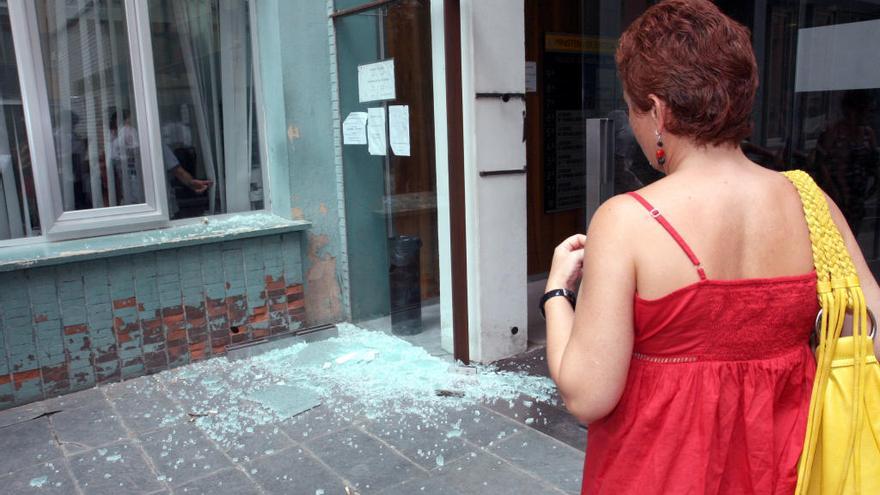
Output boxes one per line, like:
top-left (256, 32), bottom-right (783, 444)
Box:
top-left (35, 0), bottom-right (143, 211)
top-left (148, 0), bottom-right (263, 220)
top-left (0, 3), bottom-right (39, 240)
top-left (1, 0), bottom-right (266, 243)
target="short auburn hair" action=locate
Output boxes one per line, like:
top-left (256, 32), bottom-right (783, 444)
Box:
top-left (616, 0), bottom-right (758, 146)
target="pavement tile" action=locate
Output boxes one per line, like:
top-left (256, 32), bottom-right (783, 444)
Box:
top-left (0, 417), bottom-right (63, 475)
top-left (224, 423), bottom-right (294, 463)
top-left (68, 440), bottom-right (165, 494)
top-left (493, 347), bottom-right (551, 377)
top-left (436, 451), bottom-right (564, 495)
top-left (51, 398), bottom-right (129, 454)
top-left (154, 370), bottom-right (228, 412)
top-left (489, 428), bottom-right (584, 494)
top-left (378, 475), bottom-right (468, 495)
top-left (528, 408), bottom-right (588, 453)
top-left (306, 427), bottom-right (423, 494)
top-left (139, 423), bottom-right (233, 487)
top-left (0, 402), bottom-right (47, 428)
top-left (100, 375), bottom-right (157, 398)
top-left (45, 387), bottom-right (105, 412)
top-left (482, 392), bottom-right (566, 424)
top-left (103, 379), bottom-right (186, 433)
top-left (279, 403), bottom-right (360, 442)
top-left (175, 467), bottom-right (261, 495)
top-left (448, 406), bottom-right (523, 448)
top-left (243, 446), bottom-right (348, 495)
top-left (483, 394), bottom-right (587, 451)
top-left (0, 460), bottom-right (77, 494)
top-left (362, 411), bottom-right (474, 470)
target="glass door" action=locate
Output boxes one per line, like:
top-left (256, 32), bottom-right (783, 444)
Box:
top-left (333, 1), bottom-right (448, 357)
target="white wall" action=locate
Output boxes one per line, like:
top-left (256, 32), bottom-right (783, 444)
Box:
top-left (460, 0), bottom-right (528, 362)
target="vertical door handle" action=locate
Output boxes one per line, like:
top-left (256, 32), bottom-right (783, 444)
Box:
top-left (585, 118), bottom-right (615, 226)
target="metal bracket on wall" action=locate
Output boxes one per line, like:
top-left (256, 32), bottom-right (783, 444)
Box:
top-left (475, 92), bottom-right (526, 102)
top-left (478, 167), bottom-right (527, 177)
top-left (330, 0), bottom-right (400, 19)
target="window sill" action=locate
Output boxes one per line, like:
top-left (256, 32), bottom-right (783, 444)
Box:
top-left (0, 213), bottom-right (311, 272)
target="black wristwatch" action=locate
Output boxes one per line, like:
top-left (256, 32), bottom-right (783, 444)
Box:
top-left (539, 288), bottom-right (576, 319)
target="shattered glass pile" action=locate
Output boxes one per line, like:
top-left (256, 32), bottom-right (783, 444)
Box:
top-left (156, 323), bottom-right (558, 456)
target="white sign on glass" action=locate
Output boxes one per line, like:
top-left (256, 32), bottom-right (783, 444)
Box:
top-left (367, 107), bottom-right (387, 156)
top-left (342, 112), bottom-right (369, 145)
top-left (795, 19), bottom-right (880, 93)
top-left (358, 59), bottom-right (396, 103)
top-left (389, 105), bottom-right (411, 156)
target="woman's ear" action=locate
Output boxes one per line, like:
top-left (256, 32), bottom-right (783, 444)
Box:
top-left (647, 94), bottom-right (666, 133)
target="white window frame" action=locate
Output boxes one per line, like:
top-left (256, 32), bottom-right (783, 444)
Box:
top-left (8, 0), bottom-right (169, 241)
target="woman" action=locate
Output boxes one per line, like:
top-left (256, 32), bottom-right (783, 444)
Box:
top-left (543, 1), bottom-right (880, 493)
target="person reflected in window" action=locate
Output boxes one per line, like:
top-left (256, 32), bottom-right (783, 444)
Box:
top-left (815, 90), bottom-right (879, 236)
top-left (109, 110), bottom-right (212, 216)
top-left (51, 110), bottom-right (91, 209)
top-left (608, 108), bottom-right (663, 193)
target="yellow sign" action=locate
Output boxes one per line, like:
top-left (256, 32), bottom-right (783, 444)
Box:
top-left (545, 34), bottom-right (617, 54)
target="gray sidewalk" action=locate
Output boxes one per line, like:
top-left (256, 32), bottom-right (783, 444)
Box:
top-left (0, 326), bottom-right (586, 495)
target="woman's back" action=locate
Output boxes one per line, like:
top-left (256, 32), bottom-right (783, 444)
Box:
top-left (630, 163), bottom-right (815, 300)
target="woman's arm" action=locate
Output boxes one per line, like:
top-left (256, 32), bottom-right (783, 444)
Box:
top-left (545, 195), bottom-right (637, 424)
top-left (825, 192), bottom-right (880, 359)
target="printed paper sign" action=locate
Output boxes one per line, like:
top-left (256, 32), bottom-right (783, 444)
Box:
top-left (388, 105), bottom-right (410, 156)
top-left (342, 112), bottom-right (368, 145)
top-left (525, 61), bottom-right (537, 92)
top-left (367, 107), bottom-right (387, 156)
top-left (358, 59), bottom-right (396, 103)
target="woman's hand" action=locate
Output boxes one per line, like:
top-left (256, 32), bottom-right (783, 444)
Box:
top-left (546, 234), bottom-right (587, 293)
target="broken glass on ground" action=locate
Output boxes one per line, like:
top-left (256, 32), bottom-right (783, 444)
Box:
top-left (246, 385), bottom-right (321, 420)
top-left (153, 323), bottom-right (557, 463)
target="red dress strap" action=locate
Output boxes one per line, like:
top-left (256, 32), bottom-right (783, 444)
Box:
top-left (627, 192), bottom-right (707, 280)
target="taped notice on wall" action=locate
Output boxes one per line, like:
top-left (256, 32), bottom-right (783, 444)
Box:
top-left (358, 59), bottom-right (396, 103)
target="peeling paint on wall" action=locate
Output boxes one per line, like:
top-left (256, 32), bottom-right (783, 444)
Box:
top-left (305, 233), bottom-right (343, 324)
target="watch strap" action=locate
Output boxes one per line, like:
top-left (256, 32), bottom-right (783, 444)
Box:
top-left (539, 288), bottom-right (576, 319)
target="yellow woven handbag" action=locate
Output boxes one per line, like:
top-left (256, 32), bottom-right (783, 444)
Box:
top-left (783, 170), bottom-right (880, 495)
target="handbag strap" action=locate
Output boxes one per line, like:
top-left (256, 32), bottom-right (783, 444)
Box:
top-left (782, 170), bottom-right (872, 494)
top-left (783, 170), bottom-right (858, 287)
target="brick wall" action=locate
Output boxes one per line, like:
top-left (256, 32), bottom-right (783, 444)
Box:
top-left (0, 232), bottom-right (305, 410)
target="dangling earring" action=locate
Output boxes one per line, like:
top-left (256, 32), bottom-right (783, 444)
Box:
top-left (655, 130), bottom-right (666, 170)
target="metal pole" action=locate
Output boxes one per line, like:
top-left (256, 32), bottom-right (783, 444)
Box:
top-left (377, 6), bottom-right (395, 238)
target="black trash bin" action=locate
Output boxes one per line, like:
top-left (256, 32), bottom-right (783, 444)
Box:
top-left (388, 235), bottom-right (423, 335)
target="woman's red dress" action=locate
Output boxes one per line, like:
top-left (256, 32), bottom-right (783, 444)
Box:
top-left (581, 192), bottom-right (817, 494)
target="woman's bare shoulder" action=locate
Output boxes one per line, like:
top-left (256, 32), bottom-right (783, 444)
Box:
top-left (587, 193), bottom-right (653, 262)
top-left (592, 192), bottom-right (649, 230)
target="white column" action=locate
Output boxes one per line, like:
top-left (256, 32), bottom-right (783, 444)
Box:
top-left (460, 0), bottom-right (527, 363)
top-left (430, 2), bottom-right (455, 355)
